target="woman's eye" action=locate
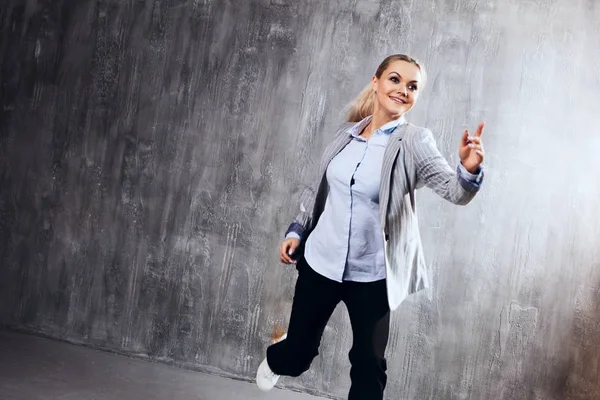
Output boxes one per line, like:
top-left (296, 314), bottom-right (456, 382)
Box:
top-left (409, 85), bottom-right (418, 91)
top-left (391, 77), bottom-right (399, 83)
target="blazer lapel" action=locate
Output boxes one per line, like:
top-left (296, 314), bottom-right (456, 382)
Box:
top-left (318, 128), bottom-right (353, 175)
top-left (379, 123), bottom-right (410, 231)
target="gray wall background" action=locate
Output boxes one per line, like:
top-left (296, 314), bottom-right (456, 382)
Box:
top-left (1, 0), bottom-right (599, 399)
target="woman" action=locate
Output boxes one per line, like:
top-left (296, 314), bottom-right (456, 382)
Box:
top-left (256, 54), bottom-right (485, 399)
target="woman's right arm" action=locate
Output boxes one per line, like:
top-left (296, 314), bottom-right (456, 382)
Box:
top-left (284, 185), bottom-right (316, 240)
top-left (280, 186), bottom-right (316, 264)
top-left (279, 120), bottom-right (354, 264)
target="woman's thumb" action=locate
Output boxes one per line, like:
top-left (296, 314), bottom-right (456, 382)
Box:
top-left (288, 241), bottom-right (299, 255)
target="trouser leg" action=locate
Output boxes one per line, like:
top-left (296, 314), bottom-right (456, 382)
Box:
top-left (343, 279), bottom-right (390, 400)
top-left (267, 258), bottom-right (342, 377)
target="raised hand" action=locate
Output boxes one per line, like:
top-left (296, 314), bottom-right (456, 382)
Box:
top-left (459, 122), bottom-right (485, 173)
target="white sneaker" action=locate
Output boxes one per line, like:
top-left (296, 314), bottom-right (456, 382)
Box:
top-left (256, 333), bottom-right (287, 391)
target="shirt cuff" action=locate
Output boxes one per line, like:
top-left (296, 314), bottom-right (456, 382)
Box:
top-left (458, 162), bottom-right (483, 183)
top-left (285, 232), bottom-right (301, 240)
top-left (285, 222), bottom-right (305, 240)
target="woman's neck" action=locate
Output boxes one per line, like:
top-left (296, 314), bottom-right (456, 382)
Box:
top-left (367, 108), bottom-right (403, 136)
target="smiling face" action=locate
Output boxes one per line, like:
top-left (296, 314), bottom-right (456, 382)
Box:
top-left (372, 60), bottom-right (422, 119)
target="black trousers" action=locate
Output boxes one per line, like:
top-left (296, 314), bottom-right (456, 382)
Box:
top-left (266, 257), bottom-right (391, 400)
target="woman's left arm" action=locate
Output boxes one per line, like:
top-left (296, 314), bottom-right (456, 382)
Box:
top-left (409, 122), bottom-right (486, 205)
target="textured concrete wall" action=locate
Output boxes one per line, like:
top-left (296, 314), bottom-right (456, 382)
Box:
top-left (1, 0), bottom-right (599, 399)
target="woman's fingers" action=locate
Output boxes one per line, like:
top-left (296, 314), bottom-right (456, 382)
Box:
top-left (461, 129), bottom-right (469, 145)
top-left (460, 123), bottom-right (486, 164)
top-left (474, 122), bottom-right (485, 137)
top-left (468, 144), bottom-right (485, 157)
top-left (280, 242), bottom-right (291, 264)
top-left (280, 240), bottom-right (298, 264)
top-left (467, 136), bottom-right (484, 157)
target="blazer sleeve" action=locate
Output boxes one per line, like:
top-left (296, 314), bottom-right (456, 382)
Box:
top-left (408, 127), bottom-right (483, 205)
top-left (284, 185), bottom-right (316, 239)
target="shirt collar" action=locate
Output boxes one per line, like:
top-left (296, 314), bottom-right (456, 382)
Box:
top-left (348, 115), bottom-right (407, 138)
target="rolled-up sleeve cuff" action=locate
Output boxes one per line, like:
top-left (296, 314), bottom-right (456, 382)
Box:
top-left (457, 163), bottom-right (484, 192)
top-left (285, 222), bottom-right (305, 240)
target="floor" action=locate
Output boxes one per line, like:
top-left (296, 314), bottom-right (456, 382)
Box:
top-left (0, 329), bottom-right (328, 400)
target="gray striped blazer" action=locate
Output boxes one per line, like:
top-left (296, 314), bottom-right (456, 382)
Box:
top-left (288, 122), bottom-right (483, 311)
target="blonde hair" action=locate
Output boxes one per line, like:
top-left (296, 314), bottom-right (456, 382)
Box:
top-left (346, 54), bottom-right (426, 123)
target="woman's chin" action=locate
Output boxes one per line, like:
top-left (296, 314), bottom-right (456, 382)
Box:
top-left (385, 106), bottom-right (409, 117)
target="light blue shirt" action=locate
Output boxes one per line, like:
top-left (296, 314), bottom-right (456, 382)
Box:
top-left (288, 116), bottom-right (481, 282)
